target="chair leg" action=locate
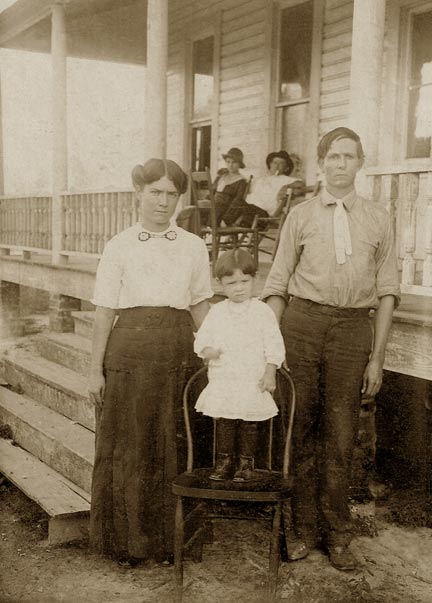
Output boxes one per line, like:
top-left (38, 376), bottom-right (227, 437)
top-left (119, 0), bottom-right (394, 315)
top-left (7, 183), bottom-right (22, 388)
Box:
top-left (174, 496), bottom-right (185, 603)
top-left (268, 501), bottom-right (282, 602)
top-left (211, 236), bottom-right (218, 277)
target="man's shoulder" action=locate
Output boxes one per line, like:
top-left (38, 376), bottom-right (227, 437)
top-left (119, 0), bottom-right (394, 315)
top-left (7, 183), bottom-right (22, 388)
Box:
top-left (356, 195), bottom-right (390, 219)
top-left (289, 195), bottom-right (321, 218)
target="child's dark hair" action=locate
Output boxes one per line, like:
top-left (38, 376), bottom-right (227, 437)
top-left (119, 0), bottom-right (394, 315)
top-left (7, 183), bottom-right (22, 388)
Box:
top-left (215, 249), bottom-right (257, 280)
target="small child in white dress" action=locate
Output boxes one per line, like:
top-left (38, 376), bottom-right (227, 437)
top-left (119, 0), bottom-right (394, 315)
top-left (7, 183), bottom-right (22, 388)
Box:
top-left (194, 249), bottom-right (286, 482)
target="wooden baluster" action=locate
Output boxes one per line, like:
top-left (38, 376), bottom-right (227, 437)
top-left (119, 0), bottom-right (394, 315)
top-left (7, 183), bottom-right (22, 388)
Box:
top-left (122, 193), bottom-right (128, 232)
top-left (97, 194), bottom-right (104, 254)
top-left (103, 193), bottom-right (110, 248)
top-left (30, 197), bottom-right (34, 248)
top-left (111, 192), bottom-right (118, 238)
top-left (130, 191), bottom-right (138, 224)
top-left (70, 195), bottom-right (77, 252)
top-left (11, 199), bottom-right (16, 246)
top-left (62, 195), bottom-right (69, 251)
top-left (92, 193), bottom-right (97, 254)
top-left (401, 173), bottom-right (419, 287)
top-left (17, 199), bottom-right (22, 246)
top-left (79, 195), bottom-right (86, 253)
top-left (422, 172), bottom-right (432, 287)
top-left (23, 198), bottom-right (28, 247)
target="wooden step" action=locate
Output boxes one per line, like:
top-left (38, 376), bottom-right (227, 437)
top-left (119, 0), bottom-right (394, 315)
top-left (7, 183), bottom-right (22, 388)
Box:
top-left (2, 347), bottom-right (95, 430)
top-left (36, 332), bottom-right (91, 376)
top-left (0, 438), bottom-right (90, 545)
top-left (0, 385), bottom-right (94, 493)
top-left (71, 311), bottom-right (95, 340)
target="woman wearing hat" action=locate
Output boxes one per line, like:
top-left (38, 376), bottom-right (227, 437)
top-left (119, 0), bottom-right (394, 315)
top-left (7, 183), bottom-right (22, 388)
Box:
top-left (213, 147), bottom-right (248, 226)
top-left (224, 150), bottom-right (304, 228)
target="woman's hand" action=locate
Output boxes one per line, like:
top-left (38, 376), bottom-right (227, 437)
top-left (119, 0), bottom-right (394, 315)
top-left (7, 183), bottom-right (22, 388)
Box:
top-left (259, 364), bottom-right (277, 393)
top-left (201, 346), bottom-right (222, 361)
top-left (88, 371), bottom-right (106, 410)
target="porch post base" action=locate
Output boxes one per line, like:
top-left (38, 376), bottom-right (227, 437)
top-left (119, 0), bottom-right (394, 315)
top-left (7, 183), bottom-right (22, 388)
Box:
top-left (49, 293), bottom-right (81, 333)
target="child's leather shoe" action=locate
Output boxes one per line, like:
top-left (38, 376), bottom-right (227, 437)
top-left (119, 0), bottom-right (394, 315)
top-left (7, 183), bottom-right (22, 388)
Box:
top-left (209, 453), bottom-right (233, 481)
top-left (233, 455), bottom-right (256, 482)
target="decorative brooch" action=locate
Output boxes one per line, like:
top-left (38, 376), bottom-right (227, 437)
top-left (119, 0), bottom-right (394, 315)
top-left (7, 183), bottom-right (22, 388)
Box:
top-left (138, 230), bottom-right (177, 242)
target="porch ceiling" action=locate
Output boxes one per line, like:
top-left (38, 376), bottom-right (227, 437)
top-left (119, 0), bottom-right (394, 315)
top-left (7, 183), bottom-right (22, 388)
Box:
top-left (0, 0), bottom-right (148, 64)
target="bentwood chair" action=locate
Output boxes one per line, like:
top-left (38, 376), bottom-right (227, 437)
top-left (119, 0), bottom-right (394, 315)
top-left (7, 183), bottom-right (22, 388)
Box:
top-left (172, 365), bottom-right (296, 603)
top-left (190, 169), bottom-right (259, 275)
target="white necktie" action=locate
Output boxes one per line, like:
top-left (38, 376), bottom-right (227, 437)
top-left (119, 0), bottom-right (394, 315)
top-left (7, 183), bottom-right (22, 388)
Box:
top-left (333, 199), bottom-right (352, 265)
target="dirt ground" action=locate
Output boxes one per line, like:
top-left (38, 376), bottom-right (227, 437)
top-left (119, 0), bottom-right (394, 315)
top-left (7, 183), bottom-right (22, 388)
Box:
top-left (0, 481), bottom-right (431, 603)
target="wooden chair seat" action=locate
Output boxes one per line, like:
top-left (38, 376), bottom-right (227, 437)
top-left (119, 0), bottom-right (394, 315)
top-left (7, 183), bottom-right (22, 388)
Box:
top-left (173, 467), bottom-right (293, 501)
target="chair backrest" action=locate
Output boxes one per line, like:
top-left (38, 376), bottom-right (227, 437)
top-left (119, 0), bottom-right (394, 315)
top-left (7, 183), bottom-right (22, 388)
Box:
top-left (182, 365), bottom-right (296, 479)
top-left (190, 170), bottom-right (212, 204)
top-left (175, 205), bottom-right (200, 235)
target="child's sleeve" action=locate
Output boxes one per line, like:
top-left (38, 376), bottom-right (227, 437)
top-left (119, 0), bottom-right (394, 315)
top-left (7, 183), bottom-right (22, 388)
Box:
top-left (260, 302), bottom-right (286, 367)
top-left (193, 306), bottom-right (219, 358)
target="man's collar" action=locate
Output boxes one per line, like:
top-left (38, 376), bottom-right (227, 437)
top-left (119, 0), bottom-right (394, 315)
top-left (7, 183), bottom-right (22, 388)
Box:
top-left (321, 188), bottom-right (357, 211)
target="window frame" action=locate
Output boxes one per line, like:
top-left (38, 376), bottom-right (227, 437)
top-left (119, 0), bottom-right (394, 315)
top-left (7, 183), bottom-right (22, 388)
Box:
top-left (401, 2), bottom-right (432, 161)
top-left (382, 0), bottom-right (432, 168)
top-left (183, 16), bottom-right (221, 175)
top-left (269, 0), bottom-right (324, 185)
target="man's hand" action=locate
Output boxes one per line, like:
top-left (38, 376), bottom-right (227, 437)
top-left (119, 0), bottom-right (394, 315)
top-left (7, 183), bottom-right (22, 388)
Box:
top-left (201, 346), bottom-right (222, 361)
top-left (259, 364), bottom-right (277, 394)
top-left (361, 358), bottom-right (383, 399)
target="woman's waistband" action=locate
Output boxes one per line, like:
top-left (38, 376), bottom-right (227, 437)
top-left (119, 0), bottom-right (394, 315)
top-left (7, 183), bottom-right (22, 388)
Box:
top-left (115, 306), bottom-right (190, 329)
top-left (290, 296), bottom-right (371, 318)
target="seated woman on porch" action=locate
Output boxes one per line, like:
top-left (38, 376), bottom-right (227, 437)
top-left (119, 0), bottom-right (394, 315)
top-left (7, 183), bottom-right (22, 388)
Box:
top-left (221, 150), bottom-right (304, 228)
top-left (88, 158), bottom-right (213, 567)
top-left (212, 147), bottom-right (249, 226)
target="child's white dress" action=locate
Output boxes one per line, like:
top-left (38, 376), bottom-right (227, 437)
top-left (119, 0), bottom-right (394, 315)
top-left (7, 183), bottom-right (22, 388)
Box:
top-left (194, 298), bottom-right (286, 421)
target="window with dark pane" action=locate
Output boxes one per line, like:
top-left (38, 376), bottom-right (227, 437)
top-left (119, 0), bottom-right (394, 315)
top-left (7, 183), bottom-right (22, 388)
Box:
top-left (407, 10), bottom-right (432, 158)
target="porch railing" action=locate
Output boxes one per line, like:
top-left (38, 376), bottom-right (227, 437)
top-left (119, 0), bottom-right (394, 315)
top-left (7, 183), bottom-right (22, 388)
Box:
top-left (0, 195), bottom-right (52, 254)
top-left (1, 173), bottom-right (431, 297)
top-left (61, 191), bottom-right (136, 256)
top-left (367, 167), bottom-right (432, 297)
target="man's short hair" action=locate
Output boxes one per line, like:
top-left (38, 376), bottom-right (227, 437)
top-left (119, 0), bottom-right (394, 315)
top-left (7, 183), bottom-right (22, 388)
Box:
top-left (317, 127), bottom-right (364, 161)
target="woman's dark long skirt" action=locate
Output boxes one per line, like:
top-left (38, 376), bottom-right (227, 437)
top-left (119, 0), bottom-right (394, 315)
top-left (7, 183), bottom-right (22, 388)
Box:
top-left (89, 307), bottom-right (206, 561)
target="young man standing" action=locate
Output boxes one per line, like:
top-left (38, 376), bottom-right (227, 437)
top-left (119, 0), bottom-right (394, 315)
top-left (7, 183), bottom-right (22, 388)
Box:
top-left (262, 127), bottom-right (400, 571)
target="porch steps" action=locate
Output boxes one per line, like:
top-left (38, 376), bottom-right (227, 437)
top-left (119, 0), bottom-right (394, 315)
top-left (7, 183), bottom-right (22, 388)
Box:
top-left (2, 347), bottom-right (95, 431)
top-left (0, 438), bottom-right (90, 545)
top-left (71, 311), bottom-right (95, 340)
top-left (36, 332), bottom-right (91, 376)
top-left (0, 385), bottom-right (94, 492)
top-left (0, 320), bottom-right (96, 543)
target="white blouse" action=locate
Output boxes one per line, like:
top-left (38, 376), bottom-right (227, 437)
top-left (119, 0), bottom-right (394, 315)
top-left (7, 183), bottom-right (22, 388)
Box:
top-left (247, 174), bottom-right (298, 215)
top-left (91, 223), bottom-right (213, 310)
top-left (194, 298), bottom-right (286, 421)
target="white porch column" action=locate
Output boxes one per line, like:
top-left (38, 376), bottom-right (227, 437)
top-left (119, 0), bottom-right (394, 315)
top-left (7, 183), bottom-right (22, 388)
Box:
top-left (145, 0), bottom-right (168, 159)
top-left (348, 0), bottom-right (386, 191)
top-left (51, 1), bottom-right (67, 264)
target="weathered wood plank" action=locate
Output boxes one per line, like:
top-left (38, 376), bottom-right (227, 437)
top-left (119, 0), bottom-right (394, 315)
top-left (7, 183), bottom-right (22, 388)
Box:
top-left (384, 322), bottom-right (432, 381)
top-left (0, 438), bottom-right (90, 517)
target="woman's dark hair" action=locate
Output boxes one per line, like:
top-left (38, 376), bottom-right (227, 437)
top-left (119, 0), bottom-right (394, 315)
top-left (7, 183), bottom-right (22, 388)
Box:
top-left (215, 249), bottom-right (257, 280)
top-left (265, 150), bottom-right (294, 175)
top-left (317, 127), bottom-right (364, 161)
top-left (131, 159), bottom-right (188, 195)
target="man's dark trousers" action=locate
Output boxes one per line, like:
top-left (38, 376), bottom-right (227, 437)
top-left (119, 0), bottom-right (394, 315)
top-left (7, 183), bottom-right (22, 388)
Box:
top-left (281, 296), bottom-right (373, 546)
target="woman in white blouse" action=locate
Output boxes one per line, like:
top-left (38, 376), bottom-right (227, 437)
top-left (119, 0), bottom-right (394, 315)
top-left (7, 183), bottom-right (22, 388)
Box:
top-left (88, 158), bottom-right (213, 567)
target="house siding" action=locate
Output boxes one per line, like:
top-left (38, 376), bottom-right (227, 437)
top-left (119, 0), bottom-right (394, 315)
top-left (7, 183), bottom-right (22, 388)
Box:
top-left (167, 0), bottom-right (355, 174)
top-left (319, 0), bottom-right (353, 136)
